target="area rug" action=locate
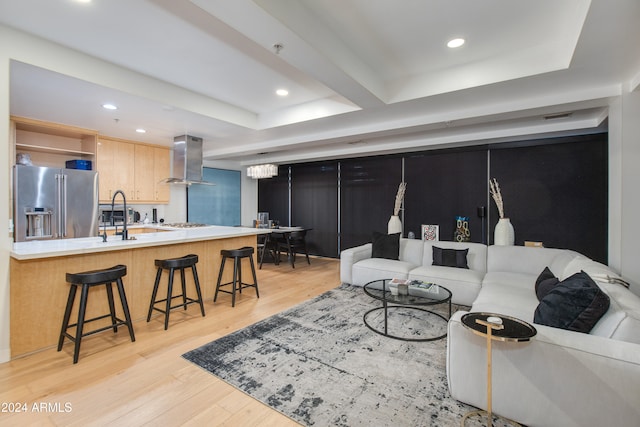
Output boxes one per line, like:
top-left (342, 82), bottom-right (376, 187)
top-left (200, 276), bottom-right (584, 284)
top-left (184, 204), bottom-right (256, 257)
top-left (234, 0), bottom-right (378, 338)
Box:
top-left (183, 284), bottom-right (496, 426)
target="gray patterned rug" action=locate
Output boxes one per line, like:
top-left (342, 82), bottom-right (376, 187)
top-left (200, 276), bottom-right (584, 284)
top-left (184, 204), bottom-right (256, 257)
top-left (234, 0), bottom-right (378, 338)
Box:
top-left (183, 284), bottom-right (498, 426)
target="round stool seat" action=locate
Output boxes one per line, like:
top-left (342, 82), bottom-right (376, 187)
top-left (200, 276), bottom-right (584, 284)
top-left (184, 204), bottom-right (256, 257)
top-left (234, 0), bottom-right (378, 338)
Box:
top-left (155, 254), bottom-right (198, 269)
top-left (66, 265), bottom-right (127, 285)
top-left (221, 247), bottom-right (254, 258)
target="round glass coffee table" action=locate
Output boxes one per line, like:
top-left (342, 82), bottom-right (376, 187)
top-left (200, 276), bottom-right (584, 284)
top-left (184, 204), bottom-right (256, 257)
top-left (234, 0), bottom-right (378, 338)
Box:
top-left (363, 278), bottom-right (452, 342)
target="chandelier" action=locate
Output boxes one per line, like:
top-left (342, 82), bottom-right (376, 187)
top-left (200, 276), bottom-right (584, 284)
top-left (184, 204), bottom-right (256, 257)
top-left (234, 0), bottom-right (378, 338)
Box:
top-left (247, 164), bottom-right (278, 179)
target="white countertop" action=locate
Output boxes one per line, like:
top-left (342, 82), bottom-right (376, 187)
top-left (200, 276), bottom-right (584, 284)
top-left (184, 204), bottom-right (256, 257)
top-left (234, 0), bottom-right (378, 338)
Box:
top-left (11, 225), bottom-right (270, 260)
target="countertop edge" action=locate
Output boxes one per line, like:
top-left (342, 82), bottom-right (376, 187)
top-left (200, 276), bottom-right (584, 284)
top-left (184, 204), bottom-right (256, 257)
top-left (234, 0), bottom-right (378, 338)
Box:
top-left (11, 227), bottom-right (271, 260)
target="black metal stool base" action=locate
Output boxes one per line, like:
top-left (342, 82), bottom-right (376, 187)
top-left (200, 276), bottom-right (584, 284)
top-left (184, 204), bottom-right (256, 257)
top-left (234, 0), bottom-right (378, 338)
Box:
top-left (215, 247), bottom-right (259, 307)
top-left (147, 254), bottom-right (205, 330)
top-left (58, 265), bottom-right (135, 364)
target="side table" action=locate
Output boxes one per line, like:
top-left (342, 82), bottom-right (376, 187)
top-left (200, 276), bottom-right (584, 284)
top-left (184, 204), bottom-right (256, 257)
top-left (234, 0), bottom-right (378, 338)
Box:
top-left (460, 312), bottom-right (537, 427)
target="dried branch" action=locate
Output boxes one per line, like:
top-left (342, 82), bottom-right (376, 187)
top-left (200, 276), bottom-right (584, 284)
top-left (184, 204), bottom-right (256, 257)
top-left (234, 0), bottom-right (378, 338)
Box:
top-left (489, 178), bottom-right (505, 218)
top-left (393, 182), bottom-right (407, 216)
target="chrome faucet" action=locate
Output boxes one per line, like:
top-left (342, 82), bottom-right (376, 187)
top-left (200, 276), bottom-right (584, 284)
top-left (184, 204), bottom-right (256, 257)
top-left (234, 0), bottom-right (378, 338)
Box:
top-left (111, 189), bottom-right (129, 240)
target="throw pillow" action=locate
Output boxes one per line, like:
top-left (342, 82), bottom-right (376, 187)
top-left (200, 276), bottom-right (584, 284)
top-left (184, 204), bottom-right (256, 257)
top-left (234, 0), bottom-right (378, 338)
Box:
top-left (432, 247), bottom-right (469, 269)
top-left (535, 266), bottom-right (560, 301)
top-left (534, 271), bottom-right (610, 333)
top-left (371, 232), bottom-right (401, 260)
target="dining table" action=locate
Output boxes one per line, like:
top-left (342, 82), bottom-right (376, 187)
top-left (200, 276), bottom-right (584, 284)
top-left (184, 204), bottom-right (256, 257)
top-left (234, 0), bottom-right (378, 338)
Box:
top-left (257, 226), bottom-right (310, 268)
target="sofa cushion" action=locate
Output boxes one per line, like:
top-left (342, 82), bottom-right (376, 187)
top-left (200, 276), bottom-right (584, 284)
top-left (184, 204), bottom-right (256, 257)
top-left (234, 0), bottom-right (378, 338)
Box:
top-left (535, 267), bottom-right (560, 301)
top-left (488, 245), bottom-right (580, 276)
top-left (432, 247), bottom-right (469, 269)
top-left (472, 279), bottom-right (539, 322)
top-left (593, 281), bottom-right (640, 344)
top-left (351, 258), bottom-right (416, 286)
top-left (534, 271), bottom-right (610, 333)
top-left (409, 265), bottom-right (483, 306)
top-left (371, 232), bottom-right (400, 260)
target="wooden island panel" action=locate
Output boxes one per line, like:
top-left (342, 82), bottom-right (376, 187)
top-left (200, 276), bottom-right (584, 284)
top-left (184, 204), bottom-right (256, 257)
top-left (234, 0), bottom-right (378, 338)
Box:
top-left (10, 234), bottom-right (255, 358)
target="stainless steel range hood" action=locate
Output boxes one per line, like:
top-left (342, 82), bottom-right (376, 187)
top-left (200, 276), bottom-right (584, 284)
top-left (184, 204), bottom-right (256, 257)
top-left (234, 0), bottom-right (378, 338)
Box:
top-left (161, 135), bottom-right (215, 186)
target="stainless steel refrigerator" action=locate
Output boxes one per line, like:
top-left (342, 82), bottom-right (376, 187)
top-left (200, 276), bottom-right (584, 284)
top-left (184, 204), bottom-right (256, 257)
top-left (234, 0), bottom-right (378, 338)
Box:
top-left (13, 165), bottom-right (99, 242)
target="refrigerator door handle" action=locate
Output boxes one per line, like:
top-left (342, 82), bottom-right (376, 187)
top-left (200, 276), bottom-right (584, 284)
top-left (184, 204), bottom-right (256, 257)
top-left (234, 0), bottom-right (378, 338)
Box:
top-left (61, 174), bottom-right (67, 237)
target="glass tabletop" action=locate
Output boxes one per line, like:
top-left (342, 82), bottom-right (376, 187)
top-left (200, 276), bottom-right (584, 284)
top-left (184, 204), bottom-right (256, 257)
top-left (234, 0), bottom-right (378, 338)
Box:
top-left (363, 279), bottom-right (451, 306)
top-left (461, 312), bottom-right (537, 342)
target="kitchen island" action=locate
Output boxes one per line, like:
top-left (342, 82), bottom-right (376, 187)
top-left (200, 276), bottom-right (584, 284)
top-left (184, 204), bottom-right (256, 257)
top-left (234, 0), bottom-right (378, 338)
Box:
top-left (10, 226), bottom-right (269, 357)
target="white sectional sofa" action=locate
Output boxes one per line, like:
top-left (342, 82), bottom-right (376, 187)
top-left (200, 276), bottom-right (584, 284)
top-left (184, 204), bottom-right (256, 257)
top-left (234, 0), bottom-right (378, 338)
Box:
top-left (340, 239), bottom-right (640, 426)
top-left (340, 238), bottom-right (487, 305)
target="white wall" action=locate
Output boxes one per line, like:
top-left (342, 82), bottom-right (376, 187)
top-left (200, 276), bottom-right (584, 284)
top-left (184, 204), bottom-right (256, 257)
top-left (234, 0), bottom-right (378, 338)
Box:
top-left (0, 30), bottom-right (12, 363)
top-left (618, 90), bottom-right (640, 295)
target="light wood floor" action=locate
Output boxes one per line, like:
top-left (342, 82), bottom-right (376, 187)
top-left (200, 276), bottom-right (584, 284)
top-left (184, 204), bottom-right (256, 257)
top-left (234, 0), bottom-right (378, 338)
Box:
top-left (0, 257), bottom-right (341, 426)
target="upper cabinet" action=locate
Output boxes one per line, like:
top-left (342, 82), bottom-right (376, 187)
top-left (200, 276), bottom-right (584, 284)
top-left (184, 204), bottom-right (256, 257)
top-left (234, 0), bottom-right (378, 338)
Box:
top-left (12, 116), bottom-right (97, 169)
top-left (97, 137), bottom-right (135, 203)
top-left (11, 116), bottom-right (171, 205)
top-left (97, 137), bottom-right (170, 204)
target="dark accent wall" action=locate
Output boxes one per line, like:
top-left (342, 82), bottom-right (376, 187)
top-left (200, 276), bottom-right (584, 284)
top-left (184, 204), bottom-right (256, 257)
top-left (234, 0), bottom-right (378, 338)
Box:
top-left (404, 148), bottom-right (488, 244)
top-left (489, 135), bottom-right (608, 262)
top-left (257, 133), bottom-right (608, 263)
top-left (258, 165), bottom-right (289, 226)
top-left (291, 161), bottom-right (339, 257)
top-left (340, 156), bottom-right (403, 250)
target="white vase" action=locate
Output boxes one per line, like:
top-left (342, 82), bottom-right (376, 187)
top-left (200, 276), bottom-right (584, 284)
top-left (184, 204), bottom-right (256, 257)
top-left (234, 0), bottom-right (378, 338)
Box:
top-left (388, 215), bottom-right (402, 235)
top-left (494, 218), bottom-right (515, 246)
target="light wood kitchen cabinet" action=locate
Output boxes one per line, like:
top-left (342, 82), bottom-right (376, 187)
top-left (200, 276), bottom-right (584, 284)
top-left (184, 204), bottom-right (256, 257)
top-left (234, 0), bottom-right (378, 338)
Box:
top-left (97, 137), bottom-right (135, 203)
top-left (134, 144), bottom-right (155, 201)
top-left (97, 137), bottom-right (170, 204)
top-left (154, 147), bottom-right (171, 202)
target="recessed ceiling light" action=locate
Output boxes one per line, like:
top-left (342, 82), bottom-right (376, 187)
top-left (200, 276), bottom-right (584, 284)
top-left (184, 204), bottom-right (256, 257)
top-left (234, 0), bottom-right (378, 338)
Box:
top-left (102, 103), bottom-right (117, 110)
top-left (276, 89), bottom-right (289, 97)
top-left (136, 128), bottom-right (146, 133)
top-left (447, 38), bottom-right (465, 48)
top-left (75, 0), bottom-right (92, 4)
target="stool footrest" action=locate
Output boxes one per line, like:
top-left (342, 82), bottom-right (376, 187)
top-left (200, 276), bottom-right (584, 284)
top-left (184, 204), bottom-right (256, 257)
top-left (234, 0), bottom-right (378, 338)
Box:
top-left (62, 316), bottom-right (130, 341)
top-left (149, 295), bottom-right (203, 314)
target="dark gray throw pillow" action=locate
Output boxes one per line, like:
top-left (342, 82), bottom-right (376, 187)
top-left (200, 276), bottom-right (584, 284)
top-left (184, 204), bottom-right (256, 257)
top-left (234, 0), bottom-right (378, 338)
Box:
top-left (535, 266), bottom-right (560, 301)
top-left (371, 232), bottom-right (401, 260)
top-left (432, 247), bottom-right (469, 269)
top-left (534, 271), bottom-right (610, 333)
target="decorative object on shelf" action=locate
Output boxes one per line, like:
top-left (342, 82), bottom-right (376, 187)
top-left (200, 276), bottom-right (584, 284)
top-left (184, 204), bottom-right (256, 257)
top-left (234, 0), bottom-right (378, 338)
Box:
top-left (16, 152), bottom-right (32, 166)
top-left (489, 177), bottom-right (515, 246)
top-left (387, 215), bottom-right (402, 234)
top-left (454, 216), bottom-right (471, 242)
top-left (247, 164), bottom-right (278, 179)
top-left (407, 231), bottom-right (415, 239)
top-left (494, 217), bottom-right (515, 246)
top-left (421, 224), bottom-right (439, 241)
top-left (388, 182), bottom-right (406, 234)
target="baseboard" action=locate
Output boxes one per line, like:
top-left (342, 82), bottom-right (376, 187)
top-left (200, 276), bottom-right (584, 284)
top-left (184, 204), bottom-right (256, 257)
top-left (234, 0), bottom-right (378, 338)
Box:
top-left (0, 348), bottom-right (10, 363)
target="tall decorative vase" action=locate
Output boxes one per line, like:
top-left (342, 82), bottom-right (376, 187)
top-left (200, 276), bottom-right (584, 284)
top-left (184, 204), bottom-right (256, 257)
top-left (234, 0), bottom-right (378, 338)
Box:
top-left (494, 218), bottom-right (515, 246)
top-left (388, 215), bottom-right (402, 235)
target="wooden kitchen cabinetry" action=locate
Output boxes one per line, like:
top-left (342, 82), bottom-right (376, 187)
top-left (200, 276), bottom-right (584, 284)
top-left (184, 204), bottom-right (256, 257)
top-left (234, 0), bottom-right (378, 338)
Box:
top-left (97, 137), bottom-right (135, 203)
top-left (97, 137), bottom-right (170, 204)
top-left (12, 116), bottom-right (97, 168)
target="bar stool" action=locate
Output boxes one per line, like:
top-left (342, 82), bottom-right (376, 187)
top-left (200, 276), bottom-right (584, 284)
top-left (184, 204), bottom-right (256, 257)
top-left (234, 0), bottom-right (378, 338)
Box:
top-left (58, 264), bottom-right (135, 364)
top-left (214, 247), bottom-right (259, 307)
top-left (147, 254), bottom-right (205, 330)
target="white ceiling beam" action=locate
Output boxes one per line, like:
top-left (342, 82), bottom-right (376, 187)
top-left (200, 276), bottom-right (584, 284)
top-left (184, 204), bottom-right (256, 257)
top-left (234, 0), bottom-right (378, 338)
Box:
top-left (192, 0), bottom-right (387, 108)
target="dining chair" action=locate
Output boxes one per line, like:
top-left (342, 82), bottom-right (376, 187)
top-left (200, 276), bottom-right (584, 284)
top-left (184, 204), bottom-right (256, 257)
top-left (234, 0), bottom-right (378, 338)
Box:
top-left (276, 229), bottom-right (310, 268)
top-left (257, 233), bottom-right (279, 269)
